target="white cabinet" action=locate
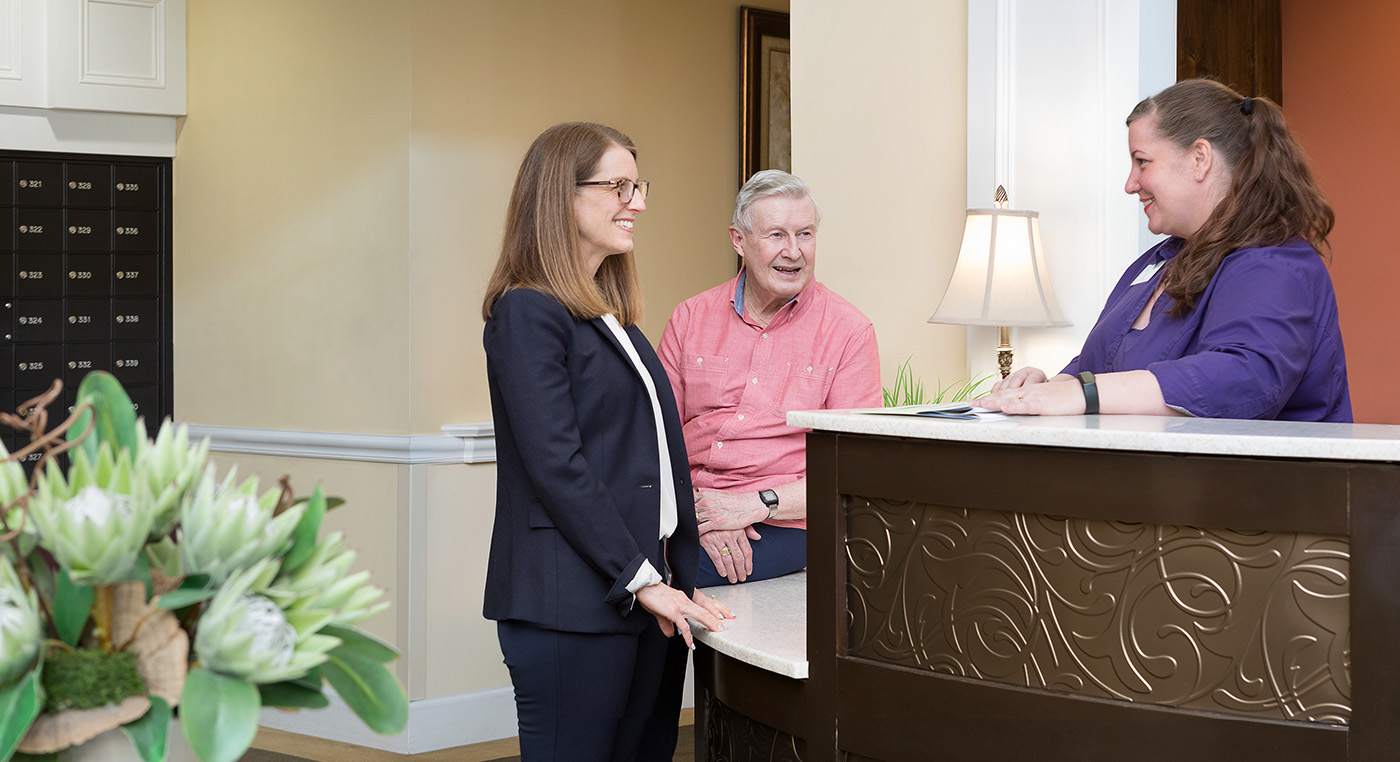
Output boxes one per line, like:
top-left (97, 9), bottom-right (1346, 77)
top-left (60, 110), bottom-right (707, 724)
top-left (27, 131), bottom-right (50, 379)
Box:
top-left (0, 0), bottom-right (48, 109)
top-left (0, 0), bottom-right (185, 116)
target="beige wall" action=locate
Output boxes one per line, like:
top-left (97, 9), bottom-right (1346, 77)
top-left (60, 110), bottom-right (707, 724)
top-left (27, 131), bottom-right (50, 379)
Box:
top-left (177, 0), bottom-right (790, 434)
top-left (420, 463), bottom-right (503, 696)
top-left (176, 0), bottom-right (791, 707)
top-left (176, 0), bottom-right (414, 434)
top-left (792, 0), bottom-right (970, 399)
top-left (408, 0), bottom-right (788, 429)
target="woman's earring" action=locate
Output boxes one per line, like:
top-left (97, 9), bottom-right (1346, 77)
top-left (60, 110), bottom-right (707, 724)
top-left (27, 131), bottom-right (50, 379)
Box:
top-left (1195, 174), bottom-right (1202, 181)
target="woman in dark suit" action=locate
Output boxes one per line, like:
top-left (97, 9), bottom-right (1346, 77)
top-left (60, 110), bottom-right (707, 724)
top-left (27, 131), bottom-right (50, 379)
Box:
top-left (481, 122), bottom-right (733, 762)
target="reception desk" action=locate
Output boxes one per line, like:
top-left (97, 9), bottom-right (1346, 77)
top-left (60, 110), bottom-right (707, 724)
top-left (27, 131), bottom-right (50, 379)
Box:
top-left (693, 412), bottom-right (1400, 762)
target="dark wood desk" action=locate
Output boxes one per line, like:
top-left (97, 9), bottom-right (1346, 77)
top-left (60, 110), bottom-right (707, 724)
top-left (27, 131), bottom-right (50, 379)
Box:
top-left (695, 413), bottom-right (1400, 762)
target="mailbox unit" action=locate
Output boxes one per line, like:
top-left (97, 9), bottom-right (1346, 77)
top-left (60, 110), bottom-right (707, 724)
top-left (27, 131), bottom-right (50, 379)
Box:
top-left (2, 151), bottom-right (172, 461)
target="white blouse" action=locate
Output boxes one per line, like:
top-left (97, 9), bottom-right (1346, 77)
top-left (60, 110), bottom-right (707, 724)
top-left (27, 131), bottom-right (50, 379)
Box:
top-left (601, 314), bottom-right (677, 593)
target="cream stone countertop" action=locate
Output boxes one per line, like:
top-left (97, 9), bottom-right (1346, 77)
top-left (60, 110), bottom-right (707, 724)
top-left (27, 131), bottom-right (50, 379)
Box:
top-left (692, 571), bottom-right (808, 679)
top-left (787, 408), bottom-right (1400, 462)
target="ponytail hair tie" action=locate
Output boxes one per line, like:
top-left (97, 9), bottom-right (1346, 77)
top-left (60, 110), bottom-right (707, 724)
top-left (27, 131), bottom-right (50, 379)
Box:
top-left (1241, 96), bottom-right (1254, 116)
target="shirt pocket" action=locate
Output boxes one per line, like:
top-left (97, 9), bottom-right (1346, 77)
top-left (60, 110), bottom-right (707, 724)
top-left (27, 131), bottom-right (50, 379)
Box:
top-left (680, 352), bottom-right (738, 413)
top-left (778, 361), bottom-right (835, 413)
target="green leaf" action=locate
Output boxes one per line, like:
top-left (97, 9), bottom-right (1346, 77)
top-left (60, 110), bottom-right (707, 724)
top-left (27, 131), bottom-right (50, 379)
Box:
top-left (288, 665), bottom-right (323, 691)
top-left (144, 536), bottom-right (181, 579)
top-left (0, 670), bottom-right (43, 762)
top-left (65, 405), bottom-right (96, 466)
top-left (156, 587), bottom-right (216, 610)
top-left (322, 625), bottom-right (399, 664)
top-left (321, 651), bottom-right (407, 735)
top-left (118, 551), bottom-right (154, 601)
top-left (298, 496), bottom-right (347, 512)
top-left (22, 558), bottom-right (54, 607)
top-left (291, 494), bottom-right (345, 511)
top-left (68, 371), bottom-right (140, 461)
top-left (120, 695), bottom-right (171, 762)
top-left (258, 679), bottom-right (330, 710)
top-left (53, 569), bottom-right (94, 647)
top-left (281, 486), bottom-right (327, 574)
top-left (179, 667), bottom-right (261, 762)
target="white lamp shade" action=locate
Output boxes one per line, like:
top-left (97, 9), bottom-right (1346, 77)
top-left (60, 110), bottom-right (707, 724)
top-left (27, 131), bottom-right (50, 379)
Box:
top-left (928, 207), bottom-right (1070, 327)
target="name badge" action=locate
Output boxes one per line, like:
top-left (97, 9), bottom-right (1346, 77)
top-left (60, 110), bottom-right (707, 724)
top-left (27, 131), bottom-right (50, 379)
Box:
top-left (1131, 260), bottom-right (1164, 286)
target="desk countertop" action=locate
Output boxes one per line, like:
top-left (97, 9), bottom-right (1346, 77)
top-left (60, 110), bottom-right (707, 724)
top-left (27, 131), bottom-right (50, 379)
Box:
top-left (788, 408), bottom-right (1400, 462)
top-left (692, 572), bottom-right (808, 679)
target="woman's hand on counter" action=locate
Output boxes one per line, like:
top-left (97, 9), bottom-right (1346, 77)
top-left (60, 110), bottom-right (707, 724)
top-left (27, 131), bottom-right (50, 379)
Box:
top-left (692, 589), bottom-right (737, 622)
top-left (978, 375), bottom-right (1086, 415)
top-left (636, 583), bottom-right (730, 649)
top-left (990, 366), bottom-right (1052, 392)
top-left (979, 369), bottom-right (1182, 417)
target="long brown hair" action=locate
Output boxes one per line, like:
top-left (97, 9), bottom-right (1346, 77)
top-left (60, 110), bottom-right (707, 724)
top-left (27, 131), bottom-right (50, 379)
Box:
top-left (1127, 79), bottom-right (1334, 315)
top-left (481, 122), bottom-right (644, 324)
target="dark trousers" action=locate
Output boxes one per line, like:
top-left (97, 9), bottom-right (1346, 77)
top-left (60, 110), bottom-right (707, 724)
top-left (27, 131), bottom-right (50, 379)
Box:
top-left (694, 524), bottom-right (807, 588)
top-left (497, 619), bottom-right (689, 762)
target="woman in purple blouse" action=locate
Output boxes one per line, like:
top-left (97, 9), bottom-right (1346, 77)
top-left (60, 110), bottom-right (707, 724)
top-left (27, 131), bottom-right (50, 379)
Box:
top-left (979, 79), bottom-right (1350, 422)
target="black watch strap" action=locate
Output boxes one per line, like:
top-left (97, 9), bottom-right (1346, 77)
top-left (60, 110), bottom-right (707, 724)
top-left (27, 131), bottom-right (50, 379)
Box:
top-left (1077, 371), bottom-right (1100, 415)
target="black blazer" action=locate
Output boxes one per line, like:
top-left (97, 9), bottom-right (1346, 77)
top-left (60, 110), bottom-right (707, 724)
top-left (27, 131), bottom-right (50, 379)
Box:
top-left (482, 288), bottom-right (698, 634)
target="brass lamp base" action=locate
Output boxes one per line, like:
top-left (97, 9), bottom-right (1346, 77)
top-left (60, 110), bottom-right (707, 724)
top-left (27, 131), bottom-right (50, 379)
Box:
top-left (997, 326), bottom-right (1013, 379)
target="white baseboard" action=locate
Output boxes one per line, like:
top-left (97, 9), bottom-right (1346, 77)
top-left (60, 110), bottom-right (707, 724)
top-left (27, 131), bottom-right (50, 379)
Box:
top-left (258, 686), bottom-right (519, 754)
top-left (259, 660), bottom-right (697, 754)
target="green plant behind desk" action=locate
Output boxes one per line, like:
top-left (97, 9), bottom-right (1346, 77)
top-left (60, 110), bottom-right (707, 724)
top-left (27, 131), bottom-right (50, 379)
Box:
top-left (883, 357), bottom-right (993, 407)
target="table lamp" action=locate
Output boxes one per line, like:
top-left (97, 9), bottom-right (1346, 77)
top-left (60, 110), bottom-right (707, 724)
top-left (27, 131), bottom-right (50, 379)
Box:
top-left (928, 186), bottom-right (1070, 378)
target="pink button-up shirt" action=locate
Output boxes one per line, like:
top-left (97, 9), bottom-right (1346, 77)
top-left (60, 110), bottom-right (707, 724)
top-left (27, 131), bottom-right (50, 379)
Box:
top-left (659, 272), bottom-right (881, 530)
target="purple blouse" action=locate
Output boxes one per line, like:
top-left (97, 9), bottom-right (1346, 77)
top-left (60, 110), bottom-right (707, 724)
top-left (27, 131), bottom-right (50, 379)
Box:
top-left (1061, 237), bottom-right (1351, 422)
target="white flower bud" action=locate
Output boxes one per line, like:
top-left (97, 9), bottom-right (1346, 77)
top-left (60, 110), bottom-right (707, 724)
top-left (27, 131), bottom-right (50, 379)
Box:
top-left (0, 557), bottom-right (40, 689)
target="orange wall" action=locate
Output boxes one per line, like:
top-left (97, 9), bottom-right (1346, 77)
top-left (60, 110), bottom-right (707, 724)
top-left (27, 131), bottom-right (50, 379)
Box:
top-left (1282, 0), bottom-right (1400, 423)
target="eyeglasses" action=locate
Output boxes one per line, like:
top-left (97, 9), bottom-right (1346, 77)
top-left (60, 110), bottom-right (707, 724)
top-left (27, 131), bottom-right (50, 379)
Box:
top-left (576, 178), bottom-right (649, 204)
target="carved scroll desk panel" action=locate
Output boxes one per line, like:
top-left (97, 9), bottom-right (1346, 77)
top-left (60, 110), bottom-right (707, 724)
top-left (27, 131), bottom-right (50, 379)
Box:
top-left (846, 498), bottom-right (1350, 723)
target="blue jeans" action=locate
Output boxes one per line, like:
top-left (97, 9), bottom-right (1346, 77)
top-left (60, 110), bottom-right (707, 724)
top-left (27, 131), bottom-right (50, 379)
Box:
top-left (694, 524), bottom-right (807, 588)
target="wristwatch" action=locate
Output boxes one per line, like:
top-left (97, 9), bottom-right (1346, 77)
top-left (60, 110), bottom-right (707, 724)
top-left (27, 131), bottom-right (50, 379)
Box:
top-left (758, 489), bottom-right (779, 520)
top-left (1077, 371), bottom-right (1100, 415)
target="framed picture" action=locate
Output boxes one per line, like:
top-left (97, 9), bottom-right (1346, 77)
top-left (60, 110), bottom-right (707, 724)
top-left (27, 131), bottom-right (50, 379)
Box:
top-left (740, 7), bottom-right (791, 186)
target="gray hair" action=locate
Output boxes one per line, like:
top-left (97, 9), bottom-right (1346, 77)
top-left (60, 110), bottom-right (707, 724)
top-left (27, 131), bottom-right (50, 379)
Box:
top-left (731, 169), bottom-right (823, 232)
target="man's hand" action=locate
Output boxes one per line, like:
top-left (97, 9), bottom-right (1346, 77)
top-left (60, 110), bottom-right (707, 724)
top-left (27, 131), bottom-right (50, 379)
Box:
top-left (698, 526), bottom-right (763, 583)
top-left (695, 489), bottom-right (767, 533)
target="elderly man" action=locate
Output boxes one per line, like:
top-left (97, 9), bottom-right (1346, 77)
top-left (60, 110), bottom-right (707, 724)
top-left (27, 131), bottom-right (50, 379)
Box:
top-left (659, 170), bottom-right (881, 587)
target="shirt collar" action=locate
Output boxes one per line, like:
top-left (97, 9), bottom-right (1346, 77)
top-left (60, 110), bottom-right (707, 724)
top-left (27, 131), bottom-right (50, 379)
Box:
top-left (1156, 237), bottom-right (1186, 262)
top-left (732, 268), bottom-right (808, 320)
